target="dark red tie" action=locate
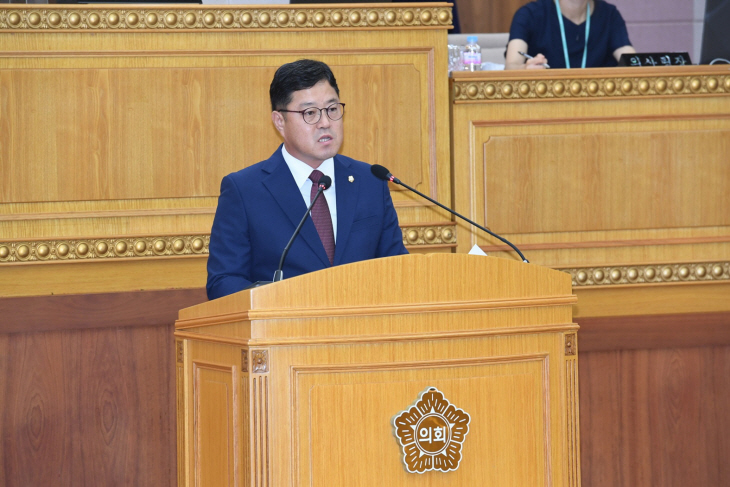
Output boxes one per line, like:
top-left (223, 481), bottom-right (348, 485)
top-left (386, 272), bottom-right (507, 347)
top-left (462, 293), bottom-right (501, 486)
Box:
top-left (309, 170), bottom-right (335, 265)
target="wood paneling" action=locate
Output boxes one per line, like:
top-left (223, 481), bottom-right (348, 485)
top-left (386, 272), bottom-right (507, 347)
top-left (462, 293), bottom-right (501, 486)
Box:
top-left (0, 4), bottom-right (455, 302)
top-left (0, 289), bottom-right (205, 486)
top-left (0, 258), bottom-right (208, 298)
top-left (579, 345), bottom-right (730, 486)
top-left (176, 254), bottom-right (579, 486)
top-left (0, 7), bottom-right (454, 486)
top-left (450, 68), bottom-right (730, 325)
top-left (450, 67), bottom-right (730, 487)
top-left (451, 67), bottom-right (730, 268)
top-left (0, 64), bottom-right (424, 204)
top-left (481, 127), bottom-right (730, 234)
top-left (0, 288), bottom-right (206, 334)
top-left (303, 360), bottom-right (548, 485)
top-left (577, 312), bottom-right (730, 486)
top-left (577, 311), bottom-right (730, 352)
top-left (0, 323), bottom-right (176, 487)
top-left (457, 0), bottom-right (528, 34)
top-left (573, 283), bottom-right (730, 319)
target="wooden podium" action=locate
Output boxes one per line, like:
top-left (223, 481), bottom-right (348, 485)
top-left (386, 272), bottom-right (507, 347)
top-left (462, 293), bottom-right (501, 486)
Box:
top-left (174, 254), bottom-right (580, 486)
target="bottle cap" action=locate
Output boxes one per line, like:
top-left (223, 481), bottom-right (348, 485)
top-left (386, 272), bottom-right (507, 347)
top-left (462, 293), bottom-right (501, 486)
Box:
top-left (466, 36), bottom-right (478, 44)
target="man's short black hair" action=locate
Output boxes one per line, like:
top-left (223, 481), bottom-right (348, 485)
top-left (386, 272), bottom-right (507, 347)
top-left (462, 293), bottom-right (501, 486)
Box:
top-left (270, 59), bottom-right (340, 111)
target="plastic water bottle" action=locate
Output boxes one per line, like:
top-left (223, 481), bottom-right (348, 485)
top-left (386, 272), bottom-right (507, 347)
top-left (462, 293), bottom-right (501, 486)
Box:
top-left (462, 36), bottom-right (482, 71)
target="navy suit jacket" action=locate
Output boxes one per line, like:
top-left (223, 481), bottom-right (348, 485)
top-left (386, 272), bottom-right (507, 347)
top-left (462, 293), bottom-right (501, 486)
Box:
top-left (206, 146), bottom-right (408, 300)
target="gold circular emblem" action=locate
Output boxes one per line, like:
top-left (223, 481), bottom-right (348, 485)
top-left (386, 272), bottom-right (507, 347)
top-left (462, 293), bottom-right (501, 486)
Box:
top-left (414, 413), bottom-right (450, 455)
top-left (393, 387), bottom-right (470, 473)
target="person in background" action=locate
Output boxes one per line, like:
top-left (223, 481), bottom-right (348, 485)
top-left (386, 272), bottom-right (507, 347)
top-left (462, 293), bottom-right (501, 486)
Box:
top-left (505, 0), bottom-right (635, 69)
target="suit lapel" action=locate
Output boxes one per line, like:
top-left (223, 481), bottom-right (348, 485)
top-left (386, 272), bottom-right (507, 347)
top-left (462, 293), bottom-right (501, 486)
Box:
top-left (261, 147), bottom-right (331, 268)
top-left (333, 156), bottom-right (358, 265)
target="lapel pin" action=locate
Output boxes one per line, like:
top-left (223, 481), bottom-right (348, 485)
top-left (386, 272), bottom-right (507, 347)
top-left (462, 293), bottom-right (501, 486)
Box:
top-left (348, 175), bottom-right (354, 183)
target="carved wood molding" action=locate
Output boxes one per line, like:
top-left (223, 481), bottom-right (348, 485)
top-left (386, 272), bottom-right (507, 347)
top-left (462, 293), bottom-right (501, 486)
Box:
top-left (564, 261), bottom-right (729, 287)
top-left (401, 223), bottom-right (456, 247)
top-left (0, 235), bottom-right (209, 264)
top-left (291, 353), bottom-right (550, 376)
top-left (0, 225), bottom-right (455, 265)
top-left (175, 323), bottom-right (580, 348)
top-left (174, 296), bottom-right (578, 329)
top-left (453, 74), bottom-right (730, 103)
top-left (0, 4), bottom-right (452, 32)
top-left (253, 375), bottom-right (269, 486)
top-left (251, 350), bottom-right (269, 374)
top-left (564, 356), bottom-right (580, 487)
top-left (477, 234), bottom-right (730, 252)
top-left (565, 333), bottom-right (577, 356)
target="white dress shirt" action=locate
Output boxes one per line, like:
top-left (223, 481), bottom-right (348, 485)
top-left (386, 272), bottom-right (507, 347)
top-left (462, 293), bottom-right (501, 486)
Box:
top-left (281, 145), bottom-right (338, 242)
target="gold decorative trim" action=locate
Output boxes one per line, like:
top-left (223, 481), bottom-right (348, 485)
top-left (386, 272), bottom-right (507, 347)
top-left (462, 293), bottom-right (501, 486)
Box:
top-left (565, 333), bottom-right (577, 356)
top-left (0, 226), bottom-right (453, 264)
top-left (401, 223), bottom-right (456, 247)
top-left (0, 235), bottom-right (208, 263)
top-left (0, 5), bottom-right (452, 32)
top-left (453, 75), bottom-right (730, 102)
top-left (565, 261), bottom-right (729, 287)
top-left (176, 340), bottom-right (184, 364)
top-left (242, 349), bottom-right (249, 373)
top-left (251, 350), bottom-right (269, 374)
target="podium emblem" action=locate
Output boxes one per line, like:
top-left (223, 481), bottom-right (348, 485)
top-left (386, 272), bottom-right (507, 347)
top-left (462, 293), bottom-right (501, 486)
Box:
top-left (393, 387), bottom-right (470, 473)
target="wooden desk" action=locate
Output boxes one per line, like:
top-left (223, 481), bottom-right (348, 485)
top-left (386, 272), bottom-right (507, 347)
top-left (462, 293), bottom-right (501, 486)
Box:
top-left (450, 66), bottom-right (730, 486)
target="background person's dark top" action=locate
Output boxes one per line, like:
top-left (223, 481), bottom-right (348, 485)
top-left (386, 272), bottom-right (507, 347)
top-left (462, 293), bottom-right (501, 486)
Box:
top-left (509, 0), bottom-right (631, 68)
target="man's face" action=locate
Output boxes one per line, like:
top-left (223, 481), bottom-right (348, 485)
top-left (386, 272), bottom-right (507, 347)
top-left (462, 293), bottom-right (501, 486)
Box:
top-left (272, 79), bottom-right (344, 169)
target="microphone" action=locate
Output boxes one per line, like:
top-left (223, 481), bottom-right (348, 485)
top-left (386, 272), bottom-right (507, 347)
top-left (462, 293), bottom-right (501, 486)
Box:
top-left (370, 164), bottom-right (528, 263)
top-left (272, 175), bottom-right (332, 282)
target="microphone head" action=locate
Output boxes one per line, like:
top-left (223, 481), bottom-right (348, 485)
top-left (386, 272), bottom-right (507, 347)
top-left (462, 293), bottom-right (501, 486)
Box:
top-left (318, 175), bottom-right (332, 190)
top-left (370, 164), bottom-right (392, 181)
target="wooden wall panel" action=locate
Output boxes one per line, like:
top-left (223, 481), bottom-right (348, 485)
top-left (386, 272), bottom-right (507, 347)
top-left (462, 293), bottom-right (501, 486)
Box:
top-left (579, 345), bottom-right (730, 486)
top-left (0, 62), bottom-right (424, 204)
top-left (0, 288), bottom-right (206, 334)
top-left (457, 0), bottom-right (528, 34)
top-left (450, 67), bottom-right (730, 275)
top-left (0, 323), bottom-right (176, 487)
top-left (0, 4), bottom-right (457, 297)
top-left (451, 67), bottom-right (730, 487)
top-left (481, 126), bottom-right (730, 234)
top-left (301, 363), bottom-right (548, 486)
top-left (0, 6), bottom-right (455, 486)
top-left (576, 311), bottom-right (730, 351)
top-left (193, 364), bottom-right (237, 487)
top-left (0, 289), bottom-right (206, 486)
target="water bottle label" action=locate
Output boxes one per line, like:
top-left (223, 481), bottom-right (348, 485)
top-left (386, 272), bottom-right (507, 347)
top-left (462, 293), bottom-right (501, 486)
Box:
top-left (463, 52), bottom-right (481, 65)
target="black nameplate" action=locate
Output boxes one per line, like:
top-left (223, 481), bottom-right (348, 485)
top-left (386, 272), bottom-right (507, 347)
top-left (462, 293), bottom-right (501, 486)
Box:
top-left (619, 52), bottom-right (692, 67)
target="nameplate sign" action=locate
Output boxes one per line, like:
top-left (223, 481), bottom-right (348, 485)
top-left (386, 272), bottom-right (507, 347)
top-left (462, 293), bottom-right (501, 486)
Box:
top-left (619, 52), bottom-right (692, 67)
top-left (393, 387), bottom-right (470, 473)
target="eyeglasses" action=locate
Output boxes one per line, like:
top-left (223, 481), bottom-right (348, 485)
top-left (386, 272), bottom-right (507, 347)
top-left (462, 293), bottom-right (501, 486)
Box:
top-left (278, 103), bottom-right (345, 125)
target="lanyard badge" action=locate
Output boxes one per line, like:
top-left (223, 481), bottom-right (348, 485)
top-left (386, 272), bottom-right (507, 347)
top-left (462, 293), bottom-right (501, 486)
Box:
top-left (556, 0), bottom-right (591, 68)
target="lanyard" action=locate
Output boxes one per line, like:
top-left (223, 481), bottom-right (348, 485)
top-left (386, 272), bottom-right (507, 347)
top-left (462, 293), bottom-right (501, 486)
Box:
top-left (555, 0), bottom-right (591, 68)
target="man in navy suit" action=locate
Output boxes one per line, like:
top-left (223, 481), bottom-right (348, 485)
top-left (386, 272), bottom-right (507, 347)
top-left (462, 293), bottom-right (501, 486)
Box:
top-left (206, 59), bottom-right (408, 300)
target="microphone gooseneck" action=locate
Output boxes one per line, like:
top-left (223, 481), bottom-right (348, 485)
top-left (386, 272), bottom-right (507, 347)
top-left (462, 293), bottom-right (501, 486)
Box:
top-left (370, 164), bottom-right (529, 263)
top-left (272, 174), bottom-right (333, 282)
